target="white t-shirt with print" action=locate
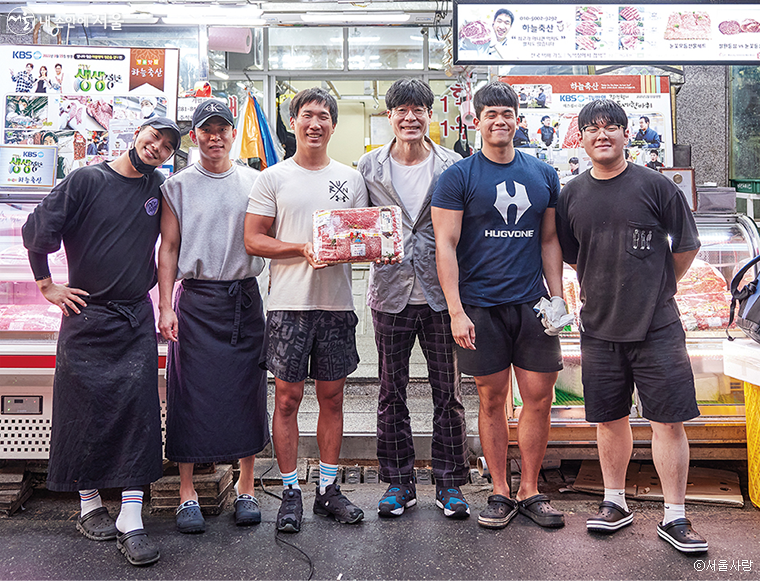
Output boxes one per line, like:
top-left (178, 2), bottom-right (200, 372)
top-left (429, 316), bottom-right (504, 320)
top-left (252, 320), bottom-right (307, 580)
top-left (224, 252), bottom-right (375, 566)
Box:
top-left (247, 157), bottom-right (369, 311)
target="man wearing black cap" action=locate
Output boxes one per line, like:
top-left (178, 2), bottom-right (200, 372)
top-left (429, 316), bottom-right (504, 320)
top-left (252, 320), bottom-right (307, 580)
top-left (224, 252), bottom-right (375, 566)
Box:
top-left (158, 100), bottom-right (269, 534)
top-left (22, 116), bottom-right (181, 567)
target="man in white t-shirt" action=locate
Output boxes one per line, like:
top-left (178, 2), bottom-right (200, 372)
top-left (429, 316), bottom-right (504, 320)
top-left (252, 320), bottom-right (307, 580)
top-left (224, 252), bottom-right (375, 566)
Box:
top-left (357, 79), bottom-right (469, 520)
top-left (245, 88), bottom-right (368, 534)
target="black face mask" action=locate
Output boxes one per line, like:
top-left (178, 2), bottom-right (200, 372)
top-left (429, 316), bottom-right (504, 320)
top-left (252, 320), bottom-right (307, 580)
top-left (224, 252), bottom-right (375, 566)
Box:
top-left (128, 145), bottom-right (157, 175)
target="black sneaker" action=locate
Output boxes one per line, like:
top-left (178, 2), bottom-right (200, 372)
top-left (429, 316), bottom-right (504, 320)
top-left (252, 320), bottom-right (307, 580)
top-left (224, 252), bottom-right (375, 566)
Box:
top-left (586, 501), bottom-right (633, 533)
top-left (435, 486), bottom-right (470, 519)
top-left (276, 486), bottom-right (303, 533)
top-left (478, 494), bottom-right (518, 529)
top-left (378, 482), bottom-right (417, 517)
top-left (313, 483), bottom-right (364, 524)
top-left (657, 518), bottom-right (708, 553)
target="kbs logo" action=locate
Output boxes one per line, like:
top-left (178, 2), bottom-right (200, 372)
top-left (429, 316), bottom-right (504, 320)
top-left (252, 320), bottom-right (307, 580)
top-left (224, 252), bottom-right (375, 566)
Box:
top-left (12, 50), bottom-right (33, 59)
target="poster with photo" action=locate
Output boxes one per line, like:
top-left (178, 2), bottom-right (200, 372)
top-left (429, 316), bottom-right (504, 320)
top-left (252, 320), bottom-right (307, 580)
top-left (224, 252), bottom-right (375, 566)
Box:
top-left (1, 45), bottom-right (179, 181)
top-left (500, 75), bottom-right (673, 182)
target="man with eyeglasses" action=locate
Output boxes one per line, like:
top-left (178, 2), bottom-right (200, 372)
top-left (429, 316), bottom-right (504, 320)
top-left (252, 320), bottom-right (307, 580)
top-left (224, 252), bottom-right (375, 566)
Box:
top-left (556, 99), bottom-right (706, 554)
top-left (358, 78), bottom-right (469, 520)
top-left (432, 81), bottom-right (568, 530)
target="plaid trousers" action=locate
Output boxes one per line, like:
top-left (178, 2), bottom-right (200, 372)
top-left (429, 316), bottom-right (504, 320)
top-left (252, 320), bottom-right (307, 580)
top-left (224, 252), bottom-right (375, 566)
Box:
top-left (372, 305), bottom-right (469, 487)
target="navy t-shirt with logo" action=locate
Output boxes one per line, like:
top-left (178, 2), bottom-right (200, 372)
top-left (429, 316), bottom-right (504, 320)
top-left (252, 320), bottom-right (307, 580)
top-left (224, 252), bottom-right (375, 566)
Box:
top-left (432, 149), bottom-right (559, 307)
top-left (23, 162), bottom-right (164, 301)
top-left (556, 162), bottom-right (701, 342)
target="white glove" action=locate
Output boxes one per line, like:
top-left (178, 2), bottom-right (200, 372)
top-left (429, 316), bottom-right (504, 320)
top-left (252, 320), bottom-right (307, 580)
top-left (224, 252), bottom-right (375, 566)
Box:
top-left (533, 296), bottom-right (575, 336)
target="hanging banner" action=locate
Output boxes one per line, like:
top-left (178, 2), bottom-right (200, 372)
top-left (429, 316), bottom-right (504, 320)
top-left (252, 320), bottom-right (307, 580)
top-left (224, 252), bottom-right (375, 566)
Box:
top-left (499, 75), bottom-right (673, 181)
top-left (456, 2), bottom-right (760, 64)
top-left (2, 44), bottom-right (179, 182)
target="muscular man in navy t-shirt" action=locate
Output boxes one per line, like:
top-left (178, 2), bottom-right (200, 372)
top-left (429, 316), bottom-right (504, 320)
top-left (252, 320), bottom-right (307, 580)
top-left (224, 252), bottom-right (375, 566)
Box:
top-left (432, 81), bottom-right (569, 530)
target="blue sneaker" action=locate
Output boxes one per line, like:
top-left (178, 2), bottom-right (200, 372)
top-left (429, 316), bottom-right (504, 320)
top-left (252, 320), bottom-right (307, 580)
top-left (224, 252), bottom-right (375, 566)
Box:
top-left (378, 482), bottom-right (417, 517)
top-left (436, 486), bottom-right (470, 519)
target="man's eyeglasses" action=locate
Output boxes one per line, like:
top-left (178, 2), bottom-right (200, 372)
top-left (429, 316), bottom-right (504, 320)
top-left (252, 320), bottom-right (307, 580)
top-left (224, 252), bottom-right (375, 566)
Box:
top-left (581, 124), bottom-right (624, 135)
top-left (392, 106), bottom-right (429, 118)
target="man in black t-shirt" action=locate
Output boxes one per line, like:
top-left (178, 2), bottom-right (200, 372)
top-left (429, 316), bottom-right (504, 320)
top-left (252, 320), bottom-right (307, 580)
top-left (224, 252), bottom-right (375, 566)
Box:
top-left (645, 150), bottom-right (664, 170)
top-left (556, 99), bottom-right (706, 554)
top-left (23, 117), bottom-right (180, 567)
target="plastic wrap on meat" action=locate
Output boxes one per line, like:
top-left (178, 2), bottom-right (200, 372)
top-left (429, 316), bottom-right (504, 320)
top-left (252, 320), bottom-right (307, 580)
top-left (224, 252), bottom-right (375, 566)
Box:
top-left (664, 11), bottom-right (712, 40)
top-left (676, 259), bottom-right (732, 331)
top-left (0, 304), bottom-right (62, 331)
top-left (313, 206), bottom-right (404, 265)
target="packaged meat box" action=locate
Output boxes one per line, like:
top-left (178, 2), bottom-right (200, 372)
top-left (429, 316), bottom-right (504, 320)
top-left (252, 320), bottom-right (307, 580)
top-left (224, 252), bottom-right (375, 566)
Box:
top-left (313, 206), bottom-right (404, 265)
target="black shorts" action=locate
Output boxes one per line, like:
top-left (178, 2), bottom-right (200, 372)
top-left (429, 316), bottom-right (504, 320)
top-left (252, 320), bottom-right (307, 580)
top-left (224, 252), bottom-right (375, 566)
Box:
top-left (265, 310), bottom-right (359, 383)
top-left (581, 321), bottom-right (700, 424)
top-left (456, 301), bottom-right (563, 377)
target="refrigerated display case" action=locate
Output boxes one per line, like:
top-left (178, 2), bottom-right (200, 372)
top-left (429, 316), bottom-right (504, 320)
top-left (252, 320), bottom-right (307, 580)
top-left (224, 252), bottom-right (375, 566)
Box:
top-left (0, 190), bottom-right (168, 460)
top-left (520, 213), bottom-right (760, 459)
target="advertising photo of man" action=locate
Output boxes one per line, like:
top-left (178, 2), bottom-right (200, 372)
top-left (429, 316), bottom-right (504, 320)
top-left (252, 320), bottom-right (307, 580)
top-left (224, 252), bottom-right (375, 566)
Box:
top-left (646, 150), bottom-right (664, 170)
top-left (432, 81), bottom-right (569, 531)
top-left (358, 78), bottom-right (469, 520)
top-left (556, 99), bottom-right (706, 554)
top-left (9, 63), bottom-right (34, 93)
top-left (513, 115), bottom-right (531, 148)
top-left (486, 8), bottom-right (514, 59)
top-left (538, 115), bottom-right (555, 147)
top-left (634, 115), bottom-right (661, 148)
top-left (22, 116), bottom-right (181, 566)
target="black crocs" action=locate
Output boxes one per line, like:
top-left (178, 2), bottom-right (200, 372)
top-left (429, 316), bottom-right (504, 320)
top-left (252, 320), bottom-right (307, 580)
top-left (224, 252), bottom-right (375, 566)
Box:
top-left (517, 494), bottom-right (565, 528)
top-left (116, 529), bottom-right (160, 566)
top-left (76, 507), bottom-right (118, 541)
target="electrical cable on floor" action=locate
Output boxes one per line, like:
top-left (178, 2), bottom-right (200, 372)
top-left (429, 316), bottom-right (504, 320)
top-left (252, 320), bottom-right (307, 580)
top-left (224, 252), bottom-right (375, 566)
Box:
top-left (258, 412), bottom-right (315, 581)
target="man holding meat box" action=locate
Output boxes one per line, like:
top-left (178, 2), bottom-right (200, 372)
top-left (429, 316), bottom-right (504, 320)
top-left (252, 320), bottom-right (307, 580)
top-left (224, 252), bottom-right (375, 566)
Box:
top-left (357, 79), bottom-right (469, 520)
top-left (432, 81), bottom-right (569, 530)
top-left (555, 99), bottom-right (707, 554)
top-left (22, 116), bottom-right (181, 566)
top-left (245, 88), bottom-right (368, 534)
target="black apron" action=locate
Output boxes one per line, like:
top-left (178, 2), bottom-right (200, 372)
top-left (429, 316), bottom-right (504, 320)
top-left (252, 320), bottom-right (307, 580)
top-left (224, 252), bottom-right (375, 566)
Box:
top-left (46, 296), bottom-right (163, 492)
top-left (165, 278), bottom-right (270, 463)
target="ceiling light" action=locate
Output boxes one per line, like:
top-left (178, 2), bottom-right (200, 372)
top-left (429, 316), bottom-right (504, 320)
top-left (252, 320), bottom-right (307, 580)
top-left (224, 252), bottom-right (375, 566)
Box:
top-left (301, 13), bottom-right (410, 24)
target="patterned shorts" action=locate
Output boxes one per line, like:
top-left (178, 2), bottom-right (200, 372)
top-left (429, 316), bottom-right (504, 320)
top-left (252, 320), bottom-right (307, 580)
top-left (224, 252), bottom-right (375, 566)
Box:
top-left (264, 310), bottom-right (359, 382)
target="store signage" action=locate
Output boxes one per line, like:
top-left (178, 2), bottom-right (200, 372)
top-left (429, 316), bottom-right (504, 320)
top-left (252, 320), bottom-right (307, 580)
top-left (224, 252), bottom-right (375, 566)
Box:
top-left (498, 75), bottom-right (673, 171)
top-left (1, 44), bottom-right (179, 183)
top-left (0, 145), bottom-right (57, 188)
top-left (455, 2), bottom-right (760, 64)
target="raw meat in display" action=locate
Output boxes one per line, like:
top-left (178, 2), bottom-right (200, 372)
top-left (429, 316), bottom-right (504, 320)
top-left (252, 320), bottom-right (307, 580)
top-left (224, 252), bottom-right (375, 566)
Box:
top-left (676, 259), bottom-right (732, 331)
top-left (86, 99), bottom-right (113, 130)
top-left (73, 132), bottom-right (86, 160)
top-left (664, 11), bottom-right (712, 40)
top-left (562, 116), bottom-right (582, 148)
top-left (313, 206), bottom-right (403, 265)
top-left (741, 18), bottom-right (760, 33)
top-left (459, 20), bottom-right (491, 45)
top-left (576, 36), bottom-right (598, 50)
top-left (719, 20), bottom-right (742, 35)
top-left (576, 6), bottom-right (602, 22)
top-left (619, 21), bottom-right (640, 36)
top-left (0, 304), bottom-right (62, 331)
top-left (576, 22), bottom-right (600, 36)
top-left (619, 6), bottom-right (640, 22)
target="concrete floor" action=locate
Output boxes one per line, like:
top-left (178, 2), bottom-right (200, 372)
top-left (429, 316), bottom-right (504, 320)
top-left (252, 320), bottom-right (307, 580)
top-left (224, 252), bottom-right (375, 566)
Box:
top-left (1, 462), bottom-right (758, 581)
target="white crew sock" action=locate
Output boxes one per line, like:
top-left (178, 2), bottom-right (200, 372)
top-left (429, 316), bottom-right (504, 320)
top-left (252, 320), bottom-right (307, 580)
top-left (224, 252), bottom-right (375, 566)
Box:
top-left (281, 468), bottom-right (301, 491)
top-left (79, 489), bottom-right (102, 517)
top-left (319, 461), bottom-right (338, 494)
top-left (663, 503), bottom-right (686, 525)
top-left (115, 489), bottom-right (144, 534)
top-left (604, 488), bottom-right (629, 512)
